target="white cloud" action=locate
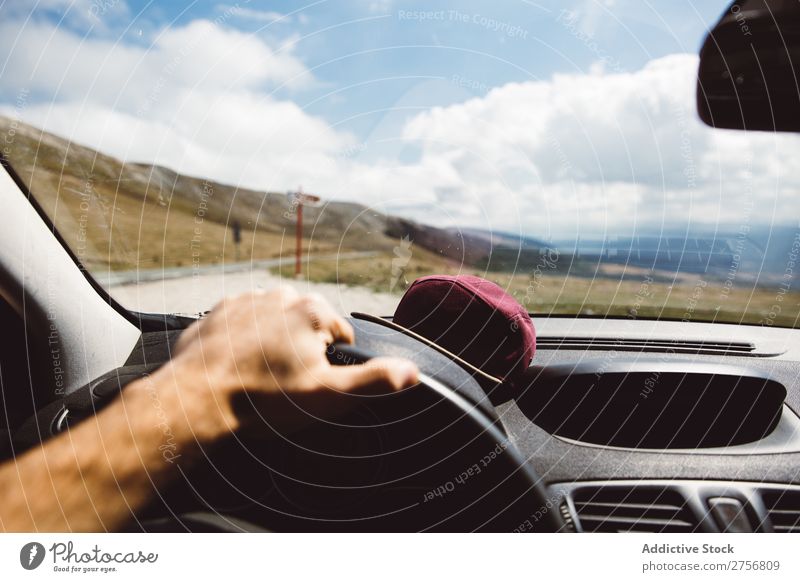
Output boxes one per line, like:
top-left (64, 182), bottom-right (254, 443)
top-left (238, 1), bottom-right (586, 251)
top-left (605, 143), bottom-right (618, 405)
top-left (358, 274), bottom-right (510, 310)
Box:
top-left (395, 54), bottom-right (800, 235)
top-left (214, 4), bottom-right (290, 24)
top-left (0, 18), bottom-right (312, 106)
top-left (1, 15), bottom-right (798, 237)
top-left (366, 0), bottom-right (393, 14)
top-left (0, 17), bottom-right (337, 191)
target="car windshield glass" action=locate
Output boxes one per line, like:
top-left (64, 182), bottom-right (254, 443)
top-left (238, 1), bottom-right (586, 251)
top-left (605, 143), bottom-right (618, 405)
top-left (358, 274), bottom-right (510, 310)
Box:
top-left (2, 1), bottom-right (799, 326)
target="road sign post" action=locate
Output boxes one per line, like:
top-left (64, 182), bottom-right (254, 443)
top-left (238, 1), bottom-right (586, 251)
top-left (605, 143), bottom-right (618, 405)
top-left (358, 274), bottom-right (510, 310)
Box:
top-left (295, 202), bottom-right (303, 276)
top-left (287, 188), bottom-right (321, 278)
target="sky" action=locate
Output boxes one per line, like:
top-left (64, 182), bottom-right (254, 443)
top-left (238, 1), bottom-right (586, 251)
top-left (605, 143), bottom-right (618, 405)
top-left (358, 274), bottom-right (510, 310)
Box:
top-left (1, 0), bottom-right (798, 239)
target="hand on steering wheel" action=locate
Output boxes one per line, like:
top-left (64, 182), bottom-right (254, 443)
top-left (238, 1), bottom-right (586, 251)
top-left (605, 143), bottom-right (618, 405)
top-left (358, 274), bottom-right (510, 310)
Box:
top-left (161, 288), bottom-right (419, 438)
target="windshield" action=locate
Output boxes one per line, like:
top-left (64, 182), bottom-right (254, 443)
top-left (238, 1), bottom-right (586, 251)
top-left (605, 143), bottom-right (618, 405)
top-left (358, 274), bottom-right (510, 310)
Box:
top-left (2, 1), bottom-right (798, 327)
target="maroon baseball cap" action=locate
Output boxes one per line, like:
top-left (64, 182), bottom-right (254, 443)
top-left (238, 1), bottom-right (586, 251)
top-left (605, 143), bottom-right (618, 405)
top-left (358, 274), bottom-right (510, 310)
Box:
top-left (393, 275), bottom-right (536, 384)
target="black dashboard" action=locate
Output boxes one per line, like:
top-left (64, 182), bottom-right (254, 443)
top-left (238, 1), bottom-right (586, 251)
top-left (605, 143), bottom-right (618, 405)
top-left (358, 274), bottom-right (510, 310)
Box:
top-left (8, 314), bottom-right (800, 532)
top-left (505, 317), bottom-right (800, 533)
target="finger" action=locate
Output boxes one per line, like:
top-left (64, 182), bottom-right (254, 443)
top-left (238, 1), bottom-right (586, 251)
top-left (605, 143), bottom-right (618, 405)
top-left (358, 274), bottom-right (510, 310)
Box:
top-left (252, 286), bottom-right (298, 309)
top-left (321, 357), bottom-right (418, 395)
top-left (273, 285), bottom-right (300, 303)
top-left (317, 329), bottom-right (335, 346)
top-left (296, 294), bottom-right (354, 344)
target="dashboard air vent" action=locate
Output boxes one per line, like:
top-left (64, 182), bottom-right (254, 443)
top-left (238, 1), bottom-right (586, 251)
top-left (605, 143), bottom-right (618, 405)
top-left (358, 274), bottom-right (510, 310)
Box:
top-left (558, 502), bottom-right (576, 533)
top-left (762, 490), bottom-right (800, 532)
top-left (537, 337), bottom-right (756, 356)
top-left (571, 485), bottom-right (699, 532)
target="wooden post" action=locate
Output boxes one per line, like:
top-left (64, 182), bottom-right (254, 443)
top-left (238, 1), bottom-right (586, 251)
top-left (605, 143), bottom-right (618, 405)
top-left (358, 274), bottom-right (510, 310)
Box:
top-left (295, 201), bottom-right (303, 277)
top-left (288, 188), bottom-right (320, 279)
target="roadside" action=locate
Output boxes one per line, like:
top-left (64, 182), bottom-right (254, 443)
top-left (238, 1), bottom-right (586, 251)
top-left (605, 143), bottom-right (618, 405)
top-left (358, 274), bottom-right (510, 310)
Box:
top-left (109, 264), bottom-right (402, 317)
top-left (95, 251), bottom-right (379, 287)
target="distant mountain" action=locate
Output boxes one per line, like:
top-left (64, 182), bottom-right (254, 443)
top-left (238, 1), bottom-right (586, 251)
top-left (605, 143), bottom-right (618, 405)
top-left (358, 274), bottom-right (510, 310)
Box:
top-left (550, 229), bottom-right (797, 285)
top-left (450, 227), bottom-right (550, 250)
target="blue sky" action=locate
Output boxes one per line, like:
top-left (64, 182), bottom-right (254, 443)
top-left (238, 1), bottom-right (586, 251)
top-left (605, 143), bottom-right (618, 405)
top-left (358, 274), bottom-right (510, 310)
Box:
top-left (1, 0), bottom-right (798, 237)
top-left (102, 0), bottom-right (727, 141)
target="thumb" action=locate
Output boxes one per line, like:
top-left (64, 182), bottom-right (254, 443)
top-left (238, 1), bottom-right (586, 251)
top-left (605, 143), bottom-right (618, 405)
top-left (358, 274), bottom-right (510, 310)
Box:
top-left (324, 357), bottom-right (419, 395)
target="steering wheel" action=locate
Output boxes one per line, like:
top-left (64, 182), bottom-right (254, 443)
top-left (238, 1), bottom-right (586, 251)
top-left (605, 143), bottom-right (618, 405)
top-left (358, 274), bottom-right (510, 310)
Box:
top-left (164, 317), bottom-right (563, 532)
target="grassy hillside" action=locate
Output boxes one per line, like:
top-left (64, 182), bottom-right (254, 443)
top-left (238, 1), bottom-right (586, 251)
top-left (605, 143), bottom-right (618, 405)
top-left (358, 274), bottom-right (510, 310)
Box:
top-left (0, 116), bottom-right (460, 275)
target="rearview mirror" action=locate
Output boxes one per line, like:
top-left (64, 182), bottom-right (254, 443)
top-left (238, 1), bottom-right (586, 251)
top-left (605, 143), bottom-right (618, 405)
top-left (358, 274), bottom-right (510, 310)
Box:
top-left (697, 0), bottom-right (800, 132)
